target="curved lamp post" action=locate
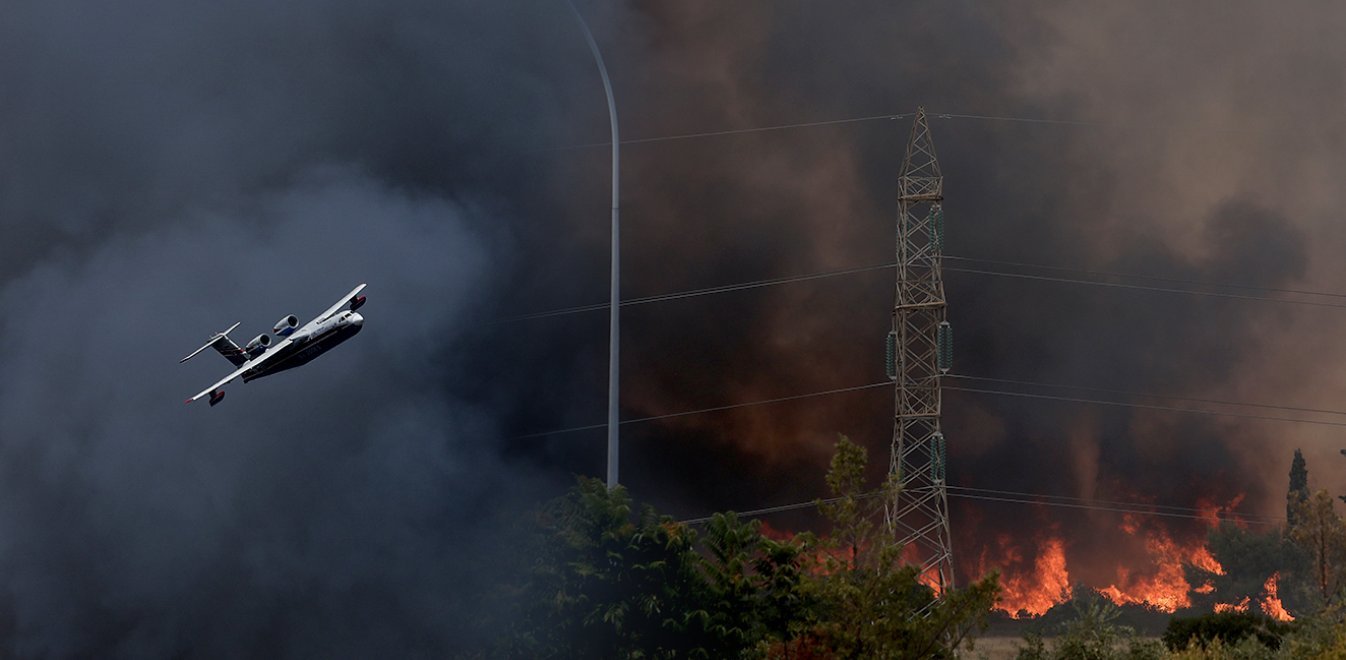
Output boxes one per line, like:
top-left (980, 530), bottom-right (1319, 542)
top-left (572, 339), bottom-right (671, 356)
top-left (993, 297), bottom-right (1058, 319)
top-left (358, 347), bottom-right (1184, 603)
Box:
top-left (566, 1), bottom-right (621, 489)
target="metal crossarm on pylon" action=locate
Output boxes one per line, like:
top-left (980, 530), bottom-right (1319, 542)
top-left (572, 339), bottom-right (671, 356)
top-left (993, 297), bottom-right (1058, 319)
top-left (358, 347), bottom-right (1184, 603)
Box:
top-left (885, 107), bottom-right (956, 593)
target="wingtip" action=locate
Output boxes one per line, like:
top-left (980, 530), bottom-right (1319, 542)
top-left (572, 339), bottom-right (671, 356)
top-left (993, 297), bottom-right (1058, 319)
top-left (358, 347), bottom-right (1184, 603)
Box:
top-left (184, 398), bottom-right (193, 405)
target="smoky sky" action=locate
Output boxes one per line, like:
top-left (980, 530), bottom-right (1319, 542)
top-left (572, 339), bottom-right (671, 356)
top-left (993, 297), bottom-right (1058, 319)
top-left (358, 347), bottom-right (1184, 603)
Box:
top-left (5, 0), bottom-right (1346, 655)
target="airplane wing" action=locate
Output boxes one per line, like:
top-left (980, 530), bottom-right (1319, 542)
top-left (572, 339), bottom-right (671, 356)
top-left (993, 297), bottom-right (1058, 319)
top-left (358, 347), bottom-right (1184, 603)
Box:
top-left (294, 283), bottom-right (366, 336)
top-left (184, 336), bottom-right (294, 403)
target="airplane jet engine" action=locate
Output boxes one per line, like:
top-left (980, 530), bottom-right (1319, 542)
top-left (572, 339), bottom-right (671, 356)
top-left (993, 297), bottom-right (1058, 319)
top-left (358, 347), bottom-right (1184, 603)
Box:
top-left (245, 333), bottom-right (272, 358)
top-left (273, 315), bottom-right (299, 337)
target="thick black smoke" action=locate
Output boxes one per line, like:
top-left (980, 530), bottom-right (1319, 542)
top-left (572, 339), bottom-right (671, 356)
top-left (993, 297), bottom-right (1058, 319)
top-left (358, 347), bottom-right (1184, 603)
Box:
top-left (5, 0), bottom-right (1346, 654)
top-left (506, 0), bottom-right (1346, 591)
top-left (0, 1), bottom-right (596, 655)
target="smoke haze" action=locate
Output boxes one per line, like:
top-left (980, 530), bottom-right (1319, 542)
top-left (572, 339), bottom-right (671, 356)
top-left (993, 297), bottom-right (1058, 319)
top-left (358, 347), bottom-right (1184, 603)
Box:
top-left (4, 0), bottom-right (1346, 654)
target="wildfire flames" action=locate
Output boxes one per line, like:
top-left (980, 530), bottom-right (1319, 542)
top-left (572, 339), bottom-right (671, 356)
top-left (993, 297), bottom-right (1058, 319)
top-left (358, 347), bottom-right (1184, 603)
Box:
top-left (1260, 573), bottom-right (1293, 622)
top-left (1094, 519), bottom-right (1221, 612)
top-left (1213, 598), bottom-right (1249, 614)
top-left (981, 536), bottom-right (1070, 617)
top-left (762, 500), bottom-right (1294, 622)
top-left (980, 509), bottom-right (1294, 621)
top-left (1214, 574), bottom-right (1292, 622)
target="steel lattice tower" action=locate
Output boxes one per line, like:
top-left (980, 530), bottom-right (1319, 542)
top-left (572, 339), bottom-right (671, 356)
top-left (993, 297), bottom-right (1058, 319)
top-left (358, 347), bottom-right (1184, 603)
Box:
top-left (885, 107), bottom-right (956, 592)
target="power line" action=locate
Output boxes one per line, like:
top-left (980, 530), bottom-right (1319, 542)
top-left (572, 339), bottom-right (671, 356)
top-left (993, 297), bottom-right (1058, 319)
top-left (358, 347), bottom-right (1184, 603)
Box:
top-left (514, 380), bottom-right (892, 439)
top-left (679, 493), bottom-right (864, 526)
top-left (517, 372), bottom-right (1346, 439)
top-left (503, 262), bottom-right (897, 322)
top-left (948, 491), bottom-right (1279, 526)
top-left (679, 485), bottom-right (1279, 527)
top-left (944, 385), bottom-right (1346, 430)
top-left (554, 109), bottom-right (1108, 150)
top-left (948, 374), bottom-right (1346, 420)
top-left (505, 256), bottom-right (1346, 323)
top-left (944, 266), bottom-right (1346, 311)
top-left (946, 485), bottom-right (1280, 523)
top-left (935, 112), bottom-right (1100, 127)
top-left (560, 113), bottom-right (914, 149)
top-left (944, 256), bottom-right (1346, 301)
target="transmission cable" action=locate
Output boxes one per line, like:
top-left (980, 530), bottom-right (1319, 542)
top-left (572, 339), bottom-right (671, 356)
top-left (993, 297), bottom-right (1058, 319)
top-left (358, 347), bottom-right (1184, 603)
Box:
top-left (943, 385), bottom-right (1346, 430)
top-left (514, 380), bottom-right (892, 439)
top-left (679, 486), bottom-right (1279, 527)
top-left (504, 262), bottom-right (897, 322)
top-left (944, 255), bottom-right (1346, 301)
top-left (947, 374), bottom-right (1346, 420)
top-left (506, 257), bottom-right (1346, 323)
top-left (944, 266), bottom-right (1346, 310)
top-left (517, 373), bottom-right (1346, 439)
top-left (561, 113), bottom-right (913, 149)
top-left (554, 110), bottom-right (1107, 150)
top-left (945, 485), bottom-right (1280, 523)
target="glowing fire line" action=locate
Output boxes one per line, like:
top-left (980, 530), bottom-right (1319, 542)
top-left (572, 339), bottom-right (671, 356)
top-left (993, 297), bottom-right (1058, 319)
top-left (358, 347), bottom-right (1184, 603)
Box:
top-left (982, 501), bottom-right (1293, 619)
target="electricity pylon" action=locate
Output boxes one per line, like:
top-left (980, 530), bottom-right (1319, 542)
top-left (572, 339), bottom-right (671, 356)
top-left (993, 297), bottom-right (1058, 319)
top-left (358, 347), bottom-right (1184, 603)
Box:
top-left (885, 107), bottom-right (956, 592)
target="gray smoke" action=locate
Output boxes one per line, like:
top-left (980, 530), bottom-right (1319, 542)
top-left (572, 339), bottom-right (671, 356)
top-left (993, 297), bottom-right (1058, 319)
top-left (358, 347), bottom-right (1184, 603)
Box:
top-left (7, 0), bottom-right (1346, 653)
top-left (0, 0), bottom-right (586, 655)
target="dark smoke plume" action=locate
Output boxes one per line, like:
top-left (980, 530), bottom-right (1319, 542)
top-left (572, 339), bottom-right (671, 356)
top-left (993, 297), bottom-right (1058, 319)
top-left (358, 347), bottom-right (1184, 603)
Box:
top-left (5, 0), bottom-right (1346, 654)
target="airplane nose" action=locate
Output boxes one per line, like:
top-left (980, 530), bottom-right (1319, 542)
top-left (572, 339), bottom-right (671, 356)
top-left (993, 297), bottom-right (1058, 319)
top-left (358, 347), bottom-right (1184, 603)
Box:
top-left (349, 312), bottom-right (364, 327)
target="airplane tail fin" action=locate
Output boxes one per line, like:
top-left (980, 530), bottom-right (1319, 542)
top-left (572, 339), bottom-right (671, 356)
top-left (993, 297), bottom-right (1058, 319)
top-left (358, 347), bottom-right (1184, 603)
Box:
top-left (180, 322), bottom-right (248, 367)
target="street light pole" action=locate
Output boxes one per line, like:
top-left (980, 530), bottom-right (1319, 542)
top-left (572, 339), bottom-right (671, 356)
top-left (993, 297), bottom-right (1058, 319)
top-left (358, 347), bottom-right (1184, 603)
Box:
top-left (565, 1), bottom-right (621, 489)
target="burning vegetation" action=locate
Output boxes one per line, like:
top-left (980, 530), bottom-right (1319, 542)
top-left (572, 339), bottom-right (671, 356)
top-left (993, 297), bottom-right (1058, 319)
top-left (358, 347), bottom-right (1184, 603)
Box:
top-left (976, 448), bottom-right (1346, 631)
top-left (981, 535), bottom-right (1070, 617)
top-left (498, 442), bottom-right (1346, 657)
top-left (974, 508), bottom-right (1307, 624)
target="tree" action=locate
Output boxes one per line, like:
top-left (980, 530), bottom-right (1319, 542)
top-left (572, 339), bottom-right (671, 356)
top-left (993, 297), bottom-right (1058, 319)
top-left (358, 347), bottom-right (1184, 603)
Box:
top-left (1289, 449), bottom-right (1309, 527)
top-left (1289, 489), bottom-right (1346, 607)
top-left (1015, 591), bottom-right (1165, 660)
top-left (1162, 611), bottom-right (1289, 653)
top-left (790, 436), bottom-right (1000, 658)
top-left (695, 512), bottom-right (812, 656)
top-left (506, 477), bottom-right (712, 658)
top-left (508, 437), bottom-right (1001, 659)
top-left (507, 479), bottom-right (815, 659)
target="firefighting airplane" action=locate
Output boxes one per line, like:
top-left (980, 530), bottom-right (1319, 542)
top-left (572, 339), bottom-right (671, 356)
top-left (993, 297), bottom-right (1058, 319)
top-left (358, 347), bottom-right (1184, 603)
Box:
top-left (181, 284), bottom-right (367, 406)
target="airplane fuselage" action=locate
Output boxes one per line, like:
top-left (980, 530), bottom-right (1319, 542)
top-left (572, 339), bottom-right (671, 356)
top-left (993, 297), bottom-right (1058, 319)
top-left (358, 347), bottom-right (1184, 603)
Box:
top-left (241, 310), bottom-right (363, 383)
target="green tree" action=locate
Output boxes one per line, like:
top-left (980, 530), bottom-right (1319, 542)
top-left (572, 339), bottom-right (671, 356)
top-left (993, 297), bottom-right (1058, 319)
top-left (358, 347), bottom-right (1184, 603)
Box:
top-left (1162, 611), bottom-right (1289, 653)
top-left (1016, 592), bottom-right (1165, 660)
top-left (508, 437), bottom-right (1002, 659)
top-left (1289, 449), bottom-right (1309, 527)
top-left (792, 436), bottom-right (1000, 658)
top-left (1289, 489), bottom-right (1346, 607)
top-left (694, 512), bottom-right (811, 656)
top-left (507, 479), bottom-right (814, 659)
top-left (507, 477), bottom-right (711, 658)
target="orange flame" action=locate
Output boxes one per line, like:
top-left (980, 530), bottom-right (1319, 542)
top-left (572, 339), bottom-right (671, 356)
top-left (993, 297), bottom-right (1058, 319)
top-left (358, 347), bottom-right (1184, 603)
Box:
top-left (1196, 494), bottom-right (1246, 528)
top-left (986, 536), bottom-right (1070, 617)
top-left (1097, 520), bottom-right (1219, 612)
top-left (971, 495), bottom-right (1278, 617)
top-left (1190, 546), bottom-right (1225, 575)
top-left (1261, 572), bottom-right (1293, 622)
top-left (917, 568), bottom-right (944, 596)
